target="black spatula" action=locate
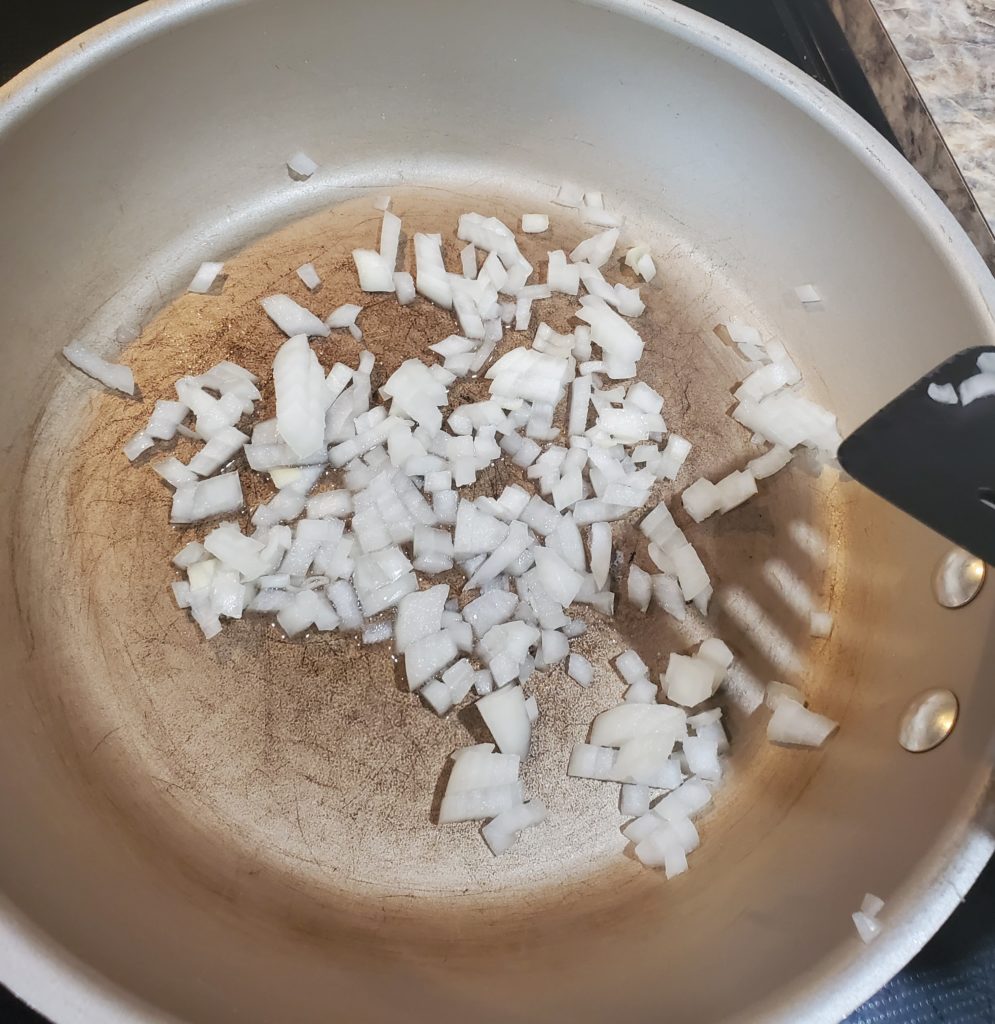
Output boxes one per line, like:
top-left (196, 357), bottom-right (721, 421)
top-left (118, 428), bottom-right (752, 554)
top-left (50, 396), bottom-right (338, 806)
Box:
top-left (837, 346), bottom-right (995, 565)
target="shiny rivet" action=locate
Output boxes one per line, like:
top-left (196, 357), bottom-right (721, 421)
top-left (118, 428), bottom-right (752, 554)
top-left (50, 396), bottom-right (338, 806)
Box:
top-left (932, 549), bottom-right (986, 609)
top-left (899, 688), bottom-right (959, 752)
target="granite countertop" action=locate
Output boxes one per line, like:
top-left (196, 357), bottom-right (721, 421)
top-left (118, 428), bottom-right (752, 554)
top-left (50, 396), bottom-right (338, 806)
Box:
top-left (830, 0), bottom-right (995, 271)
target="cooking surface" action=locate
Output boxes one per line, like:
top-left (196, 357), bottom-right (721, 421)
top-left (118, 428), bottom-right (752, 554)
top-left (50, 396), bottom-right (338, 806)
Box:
top-left (2, 2), bottom-right (994, 1023)
top-left (16, 178), bottom-right (850, 977)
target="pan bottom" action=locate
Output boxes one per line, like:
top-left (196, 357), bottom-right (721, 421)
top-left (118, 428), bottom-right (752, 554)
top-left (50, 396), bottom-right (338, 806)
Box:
top-left (17, 181), bottom-right (843, 948)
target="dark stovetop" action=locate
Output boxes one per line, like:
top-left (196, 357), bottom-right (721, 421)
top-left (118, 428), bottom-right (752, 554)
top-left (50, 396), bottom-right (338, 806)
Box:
top-left (1, 1), bottom-right (993, 1022)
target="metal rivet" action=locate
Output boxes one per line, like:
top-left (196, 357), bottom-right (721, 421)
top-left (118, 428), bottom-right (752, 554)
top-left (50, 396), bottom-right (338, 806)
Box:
top-left (899, 688), bottom-right (959, 752)
top-left (932, 548), bottom-right (986, 608)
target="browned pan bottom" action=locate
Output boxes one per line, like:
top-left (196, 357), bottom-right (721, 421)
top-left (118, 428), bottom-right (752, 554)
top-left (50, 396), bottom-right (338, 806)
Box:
top-left (15, 186), bottom-right (845, 955)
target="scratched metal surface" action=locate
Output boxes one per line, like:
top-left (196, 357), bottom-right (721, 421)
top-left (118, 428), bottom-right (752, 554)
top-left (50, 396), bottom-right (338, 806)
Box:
top-left (13, 187), bottom-right (842, 941)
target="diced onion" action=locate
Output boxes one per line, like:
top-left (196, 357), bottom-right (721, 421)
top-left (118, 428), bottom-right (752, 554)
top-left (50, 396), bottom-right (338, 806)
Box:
top-left (767, 698), bottom-right (838, 747)
top-left (521, 214), bottom-right (549, 233)
top-left (63, 341), bottom-right (135, 396)
top-left (296, 263), bottom-right (321, 290)
top-left (188, 261), bottom-right (224, 294)
top-left (108, 187), bottom-right (845, 868)
top-left (287, 151), bottom-right (318, 179)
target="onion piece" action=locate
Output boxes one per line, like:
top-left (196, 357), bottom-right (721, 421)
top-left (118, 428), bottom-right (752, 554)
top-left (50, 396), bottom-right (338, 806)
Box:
top-left (286, 151), bottom-right (318, 179)
top-left (306, 490), bottom-right (352, 518)
top-left (671, 543), bottom-right (711, 602)
top-left (624, 244), bottom-right (648, 270)
top-left (765, 680), bottom-right (806, 710)
top-left (482, 799), bottom-right (547, 855)
top-left (404, 630), bottom-right (458, 690)
top-left (476, 684), bottom-right (532, 757)
top-left (172, 541), bottom-right (206, 569)
top-left (353, 249), bottom-right (395, 292)
top-left (767, 698), bottom-right (838, 747)
top-left (146, 400), bottom-right (189, 440)
top-left (571, 742), bottom-right (680, 788)
top-left (733, 392), bottom-right (841, 456)
top-left (362, 620), bottom-right (393, 645)
top-left (547, 250), bottom-right (581, 296)
top-left (697, 638), bottom-right (734, 692)
top-left (656, 435), bottom-right (692, 481)
top-left (123, 432), bottom-right (154, 461)
top-left (620, 783), bottom-right (650, 816)
top-left (652, 574), bottom-right (685, 622)
top-left (153, 457), bottom-right (198, 488)
top-left (852, 911), bottom-right (882, 944)
top-left (261, 294), bottom-right (330, 338)
top-left (575, 301), bottom-right (644, 378)
top-left (174, 378), bottom-right (244, 440)
top-left (625, 680), bottom-right (657, 704)
top-left (326, 303), bottom-right (363, 331)
top-left (614, 734), bottom-right (681, 786)
top-left (714, 469), bottom-right (758, 514)
top-left (456, 243), bottom-right (477, 280)
top-left (423, 659), bottom-right (476, 715)
top-left (393, 272), bottom-right (416, 305)
top-left (63, 341), bottom-right (135, 396)
top-left (682, 479), bottom-right (722, 522)
top-left (633, 822), bottom-right (691, 877)
top-left (627, 565), bottom-right (652, 612)
top-left (414, 232), bottom-right (453, 308)
top-left (682, 735), bottom-right (722, 781)
top-left (188, 426), bottom-right (249, 477)
top-left (653, 779), bottom-right (712, 822)
top-left (188, 261), bottom-right (224, 294)
top-left (465, 520), bottom-right (532, 590)
top-left (615, 649), bottom-right (650, 687)
top-left (581, 198), bottom-right (622, 227)
top-left (635, 252), bottom-right (656, 282)
top-left (570, 228), bottom-right (619, 270)
top-left (748, 445), bottom-right (792, 479)
top-left (521, 214), bottom-right (549, 234)
top-left (171, 472), bottom-right (244, 524)
top-left (378, 210), bottom-right (402, 270)
top-left (245, 443), bottom-right (327, 472)
top-left (463, 589), bottom-right (518, 637)
top-left (735, 358), bottom-right (801, 404)
top-left (438, 746), bottom-right (523, 824)
top-left (926, 382), bottom-right (958, 405)
top-left (394, 584), bottom-right (449, 653)
top-left (959, 373), bottom-right (995, 405)
top-left (381, 358), bottom-right (449, 433)
top-left (203, 524), bottom-right (270, 580)
top-left (538, 628), bottom-right (570, 667)
top-left (533, 547), bottom-right (583, 606)
top-left (569, 655), bottom-right (589, 688)
top-left (325, 580), bottom-right (363, 631)
top-left (591, 703), bottom-right (686, 748)
top-left (295, 263), bottom-right (321, 290)
top-left (273, 334), bottom-right (333, 459)
top-left (567, 743), bottom-right (617, 780)
top-left (664, 654), bottom-right (714, 707)
top-left (412, 523), bottom-right (455, 574)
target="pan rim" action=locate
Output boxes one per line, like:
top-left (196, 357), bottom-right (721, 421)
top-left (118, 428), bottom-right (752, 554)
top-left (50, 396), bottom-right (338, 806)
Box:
top-left (0, 1), bottom-right (993, 1022)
